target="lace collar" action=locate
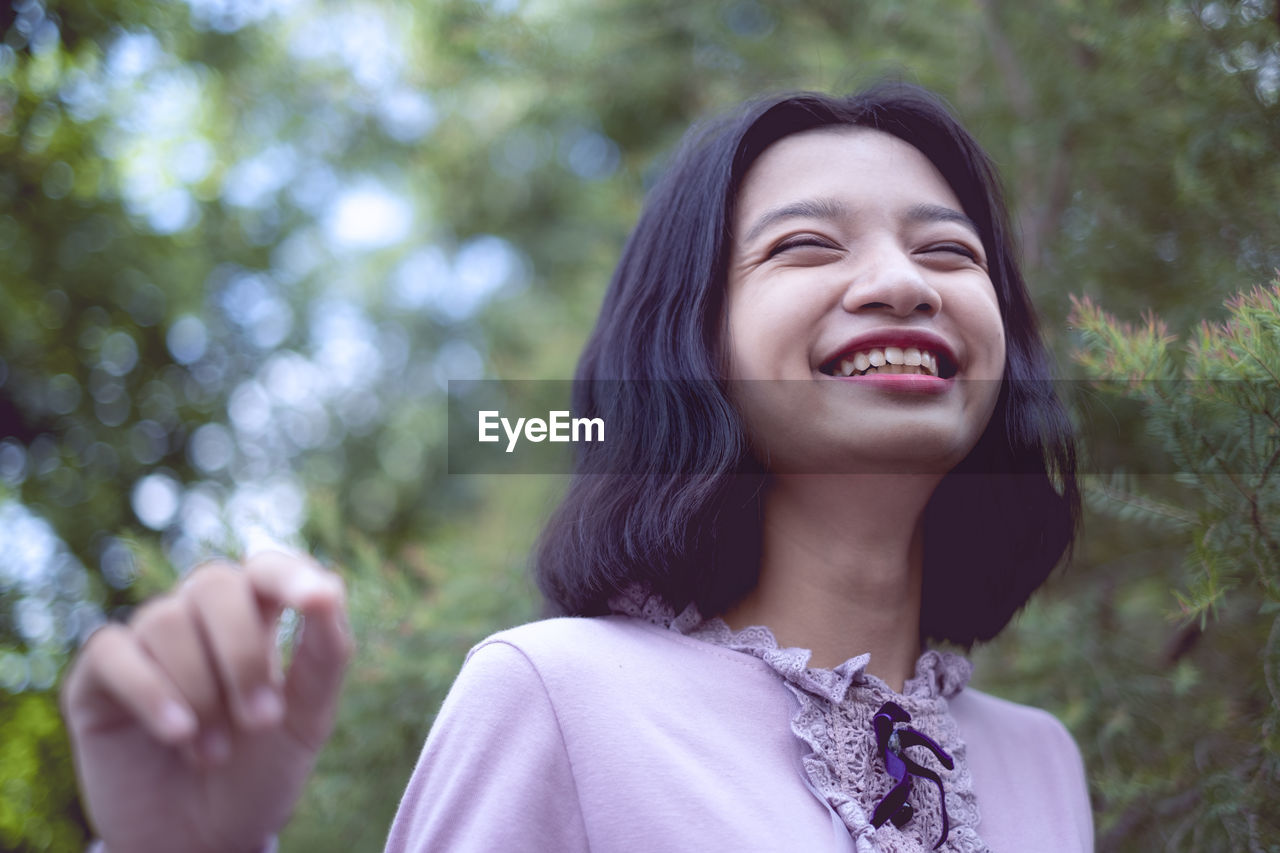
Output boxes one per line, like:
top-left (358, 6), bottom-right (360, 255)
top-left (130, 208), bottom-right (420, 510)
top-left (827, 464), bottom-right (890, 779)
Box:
top-left (608, 586), bottom-right (988, 853)
top-left (607, 585), bottom-right (972, 704)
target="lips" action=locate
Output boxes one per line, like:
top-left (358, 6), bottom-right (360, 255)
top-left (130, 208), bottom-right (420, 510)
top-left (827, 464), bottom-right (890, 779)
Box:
top-left (818, 330), bottom-right (959, 379)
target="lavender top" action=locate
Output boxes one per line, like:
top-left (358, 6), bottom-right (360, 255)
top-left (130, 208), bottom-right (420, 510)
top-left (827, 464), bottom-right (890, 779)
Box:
top-left (385, 597), bottom-right (1093, 852)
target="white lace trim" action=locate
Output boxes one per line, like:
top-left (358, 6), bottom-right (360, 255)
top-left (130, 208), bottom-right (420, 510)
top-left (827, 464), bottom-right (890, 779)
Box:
top-left (609, 587), bottom-right (989, 853)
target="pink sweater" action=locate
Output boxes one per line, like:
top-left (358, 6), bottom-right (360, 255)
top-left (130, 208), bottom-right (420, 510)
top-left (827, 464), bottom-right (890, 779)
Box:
top-left (385, 614), bottom-right (1093, 852)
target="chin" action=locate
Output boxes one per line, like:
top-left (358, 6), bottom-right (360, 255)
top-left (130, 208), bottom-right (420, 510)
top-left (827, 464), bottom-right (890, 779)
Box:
top-left (833, 423), bottom-right (983, 475)
top-left (762, 439), bottom-right (973, 476)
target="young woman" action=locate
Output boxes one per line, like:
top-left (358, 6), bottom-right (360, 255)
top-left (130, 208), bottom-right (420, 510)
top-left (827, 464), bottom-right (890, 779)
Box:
top-left (62, 84), bottom-right (1093, 852)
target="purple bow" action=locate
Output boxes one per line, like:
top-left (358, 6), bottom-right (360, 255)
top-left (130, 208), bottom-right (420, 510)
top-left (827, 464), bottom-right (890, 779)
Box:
top-left (870, 700), bottom-right (955, 849)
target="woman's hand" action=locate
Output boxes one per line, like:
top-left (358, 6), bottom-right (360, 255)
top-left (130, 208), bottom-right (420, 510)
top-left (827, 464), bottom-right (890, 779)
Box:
top-left (60, 551), bottom-right (354, 853)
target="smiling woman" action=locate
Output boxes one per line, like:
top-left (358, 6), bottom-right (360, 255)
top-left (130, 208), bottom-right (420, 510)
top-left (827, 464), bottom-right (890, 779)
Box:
top-left (724, 128), bottom-right (1006, 479)
top-left (62, 84), bottom-right (1091, 853)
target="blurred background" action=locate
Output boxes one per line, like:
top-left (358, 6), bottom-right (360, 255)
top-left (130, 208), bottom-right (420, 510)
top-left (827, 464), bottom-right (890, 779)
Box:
top-left (1, 0), bottom-right (1278, 850)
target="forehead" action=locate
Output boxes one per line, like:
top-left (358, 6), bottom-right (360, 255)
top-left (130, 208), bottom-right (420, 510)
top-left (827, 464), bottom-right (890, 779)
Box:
top-left (734, 127), bottom-right (963, 226)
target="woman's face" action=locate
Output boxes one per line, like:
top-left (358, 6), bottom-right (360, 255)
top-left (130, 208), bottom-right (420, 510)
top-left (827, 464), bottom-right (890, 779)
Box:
top-left (723, 127), bottom-right (1007, 475)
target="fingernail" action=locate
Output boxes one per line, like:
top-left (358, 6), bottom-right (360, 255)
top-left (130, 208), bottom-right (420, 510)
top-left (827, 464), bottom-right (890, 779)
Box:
top-left (199, 727), bottom-right (231, 764)
top-left (157, 701), bottom-right (197, 740)
top-left (288, 572), bottom-right (337, 601)
top-left (246, 686), bottom-right (283, 726)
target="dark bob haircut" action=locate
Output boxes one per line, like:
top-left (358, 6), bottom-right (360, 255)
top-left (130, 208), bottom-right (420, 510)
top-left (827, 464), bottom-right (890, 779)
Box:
top-left (534, 83), bottom-right (1079, 647)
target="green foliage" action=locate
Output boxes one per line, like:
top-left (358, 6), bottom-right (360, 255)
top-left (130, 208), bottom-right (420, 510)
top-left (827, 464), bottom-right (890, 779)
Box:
top-left (0, 690), bottom-right (85, 852)
top-left (1072, 283), bottom-right (1280, 627)
top-left (974, 280), bottom-right (1280, 850)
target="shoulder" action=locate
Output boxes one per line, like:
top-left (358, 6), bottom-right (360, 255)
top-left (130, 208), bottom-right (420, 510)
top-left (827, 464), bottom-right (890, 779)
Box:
top-left (952, 686), bottom-right (1077, 745)
top-left (951, 688), bottom-right (1094, 850)
top-left (458, 615), bottom-right (790, 745)
top-left (474, 614), bottom-right (661, 662)
top-left (951, 687), bottom-right (1087, 780)
top-left (386, 622), bottom-right (597, 851)
top-left (467, 614), bottom-right (768, 688)
top-left (461, 616), bottom-right (666, 689)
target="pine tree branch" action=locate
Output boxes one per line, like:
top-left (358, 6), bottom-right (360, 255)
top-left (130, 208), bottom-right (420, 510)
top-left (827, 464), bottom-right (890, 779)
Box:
top-left (1084, 478), bottom-right (1197, 526)
top-left (1200, 435), bottom-right (1280, 557)
top-left (1234, 341), bottom-right (1280, 392)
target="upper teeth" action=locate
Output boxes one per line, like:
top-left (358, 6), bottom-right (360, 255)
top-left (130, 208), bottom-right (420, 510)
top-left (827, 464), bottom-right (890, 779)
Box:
top-left (833, 347), bottom-right (942, 377)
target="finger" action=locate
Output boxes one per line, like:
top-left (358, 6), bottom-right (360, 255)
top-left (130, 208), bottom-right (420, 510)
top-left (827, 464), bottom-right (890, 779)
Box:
top-left (246, 550), bottom-right (346, 683)
top-left (184, 563), bottom-right (284, 733)
top-left (132, 595), bottom-right (225, 730)
top-left (236, 551), bottom-right (353, 747)
top-left (61, 624), bottom-right (198, 746)
top-left (132, 595), bottom-right (235, 765)
top-left (243, 550), bottom-right (345, 613)
top-left (282, 581), bottom-right (355, 750)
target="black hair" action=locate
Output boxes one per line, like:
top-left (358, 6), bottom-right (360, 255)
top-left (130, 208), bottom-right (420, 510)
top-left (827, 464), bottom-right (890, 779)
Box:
top-left (533, 83), bottom-right (1079, 647)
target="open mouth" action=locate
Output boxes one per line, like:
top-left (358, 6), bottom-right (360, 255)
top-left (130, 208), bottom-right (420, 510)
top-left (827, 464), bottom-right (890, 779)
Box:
top-left (819, 346), bottom-right (957, 379)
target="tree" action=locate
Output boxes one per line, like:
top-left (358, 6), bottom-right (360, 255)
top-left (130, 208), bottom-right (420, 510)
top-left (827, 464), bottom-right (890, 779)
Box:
top-left (977, 281), bottom-right (1280, 850)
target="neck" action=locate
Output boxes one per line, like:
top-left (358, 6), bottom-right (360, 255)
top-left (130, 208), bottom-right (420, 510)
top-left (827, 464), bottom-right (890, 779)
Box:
top-left (721, 473), bottom-right (938, 692)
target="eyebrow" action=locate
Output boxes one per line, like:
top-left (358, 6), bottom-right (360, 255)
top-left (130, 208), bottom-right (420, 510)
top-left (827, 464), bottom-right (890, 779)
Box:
top-left (740, 198), bottom-right (982, 244)
top-left (742, 198), bottom-right (849, 244)
top-left (905, 203), bottom-right (981, 238)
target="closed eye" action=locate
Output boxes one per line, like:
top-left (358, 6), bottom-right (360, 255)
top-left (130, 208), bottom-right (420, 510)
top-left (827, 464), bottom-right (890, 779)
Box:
top-left (767, 234), bottom-right (840, 258)
top-left (920, 242), bottom-right (979, 262)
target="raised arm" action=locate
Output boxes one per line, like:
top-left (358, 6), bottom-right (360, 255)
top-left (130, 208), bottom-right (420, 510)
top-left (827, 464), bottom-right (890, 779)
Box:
top-left (60, 551), bottom-right (353, 853)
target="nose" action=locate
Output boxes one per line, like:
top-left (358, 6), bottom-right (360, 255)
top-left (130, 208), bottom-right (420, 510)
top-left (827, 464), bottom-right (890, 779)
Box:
top-left (839, 244), bottom-right (941, 318)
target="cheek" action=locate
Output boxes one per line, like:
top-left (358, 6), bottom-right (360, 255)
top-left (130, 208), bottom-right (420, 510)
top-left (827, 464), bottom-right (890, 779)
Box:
top-left (977, 290), bottom-right (1007, 378)
top-left (725, 286), bottom-right (826, 381)
top-left (722, 298), bottom-right (753, 381)
top-left (724, 295), bottom-right (784, 381)
top-left (982, 314), bottom-right (1008, 427)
